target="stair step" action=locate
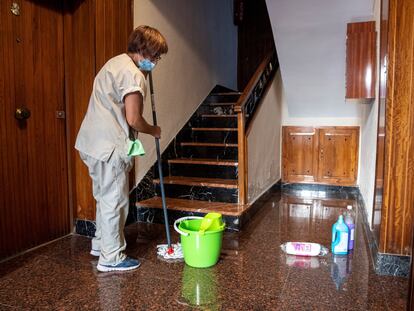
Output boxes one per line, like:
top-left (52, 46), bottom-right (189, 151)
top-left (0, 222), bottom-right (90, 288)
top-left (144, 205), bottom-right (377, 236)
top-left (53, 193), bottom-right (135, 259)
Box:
top-left (153, 176), bottom-right (238, 188)
top-left (205, 92), bottom-right (241, 104)
top-left (136, 197), bottom-right (247, 216)
top-left (201, 114), bottom-right (237, 118)
top-left (191, 127), bottom-right (237, 131)
top-left (188, 114), bottom-right (237, 127)
top-left (180, 142), bottom-right (237, 147)
top-left (179, 146), bottom-right (238, 160)
top-left (206, 102), bottom-right (237, 106)
top-left (211, 92), bottom-right (242, 96)
top-left (168, 158), bottom-right (238, 166)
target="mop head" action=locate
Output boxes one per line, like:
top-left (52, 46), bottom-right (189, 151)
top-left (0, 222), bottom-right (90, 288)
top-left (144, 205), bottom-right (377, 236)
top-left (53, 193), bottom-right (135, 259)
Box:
top-left (156, 243), bottom-right (184, 261)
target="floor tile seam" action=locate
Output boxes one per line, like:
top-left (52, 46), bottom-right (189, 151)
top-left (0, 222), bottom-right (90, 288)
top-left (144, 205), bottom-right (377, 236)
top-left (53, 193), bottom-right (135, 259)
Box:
top-left (277, 266), bottom-right (292, 299)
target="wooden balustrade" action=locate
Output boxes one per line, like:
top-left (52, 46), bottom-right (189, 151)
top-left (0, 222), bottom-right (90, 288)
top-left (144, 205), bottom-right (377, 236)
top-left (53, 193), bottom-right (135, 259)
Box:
top-left (234, 51), bottom-right (278, 204)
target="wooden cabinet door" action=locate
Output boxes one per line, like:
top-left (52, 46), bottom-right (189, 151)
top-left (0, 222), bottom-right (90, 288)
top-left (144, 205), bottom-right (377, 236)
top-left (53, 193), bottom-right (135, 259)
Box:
top-left (0, 1), bottom-right (69, 259)
top-left (282, 127), bottom-right (318, 183)
top-left (317, 127), bottom-right (359, 185)
top-left (346, 21), bottom-right (376, 99)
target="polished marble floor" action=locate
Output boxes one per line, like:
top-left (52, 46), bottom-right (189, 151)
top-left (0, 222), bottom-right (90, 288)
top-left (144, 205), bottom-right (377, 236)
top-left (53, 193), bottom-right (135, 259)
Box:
top-left (0, 189), bottom-right (408, 310)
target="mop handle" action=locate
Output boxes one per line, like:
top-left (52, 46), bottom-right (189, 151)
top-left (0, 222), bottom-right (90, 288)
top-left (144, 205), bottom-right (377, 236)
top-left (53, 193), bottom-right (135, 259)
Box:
top-left (148, 72), bottom-right (172, 249)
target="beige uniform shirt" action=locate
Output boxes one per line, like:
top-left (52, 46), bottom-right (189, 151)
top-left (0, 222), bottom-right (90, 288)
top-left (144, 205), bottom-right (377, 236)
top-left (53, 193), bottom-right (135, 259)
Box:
top-left (75, 53), bottom-right (146, 162)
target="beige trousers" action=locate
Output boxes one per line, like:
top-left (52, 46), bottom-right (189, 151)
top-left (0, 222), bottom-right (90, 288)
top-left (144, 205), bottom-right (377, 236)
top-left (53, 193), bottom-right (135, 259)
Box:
top-left (80, 149), bottom-right (133, 265)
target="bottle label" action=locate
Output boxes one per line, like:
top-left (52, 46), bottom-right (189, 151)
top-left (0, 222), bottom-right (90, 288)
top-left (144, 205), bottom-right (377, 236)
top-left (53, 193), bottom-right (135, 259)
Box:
top-left (334, 232), bottom-right (349, 253)
top-left (350, 229), bottom-right (354, 241)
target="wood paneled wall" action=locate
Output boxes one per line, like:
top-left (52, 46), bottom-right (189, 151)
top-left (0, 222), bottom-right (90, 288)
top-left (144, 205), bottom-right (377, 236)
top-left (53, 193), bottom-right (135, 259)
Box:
top-left (379, 0), bottom-right (414, 255)
top-left (64, 0), bottom-right (133, 220)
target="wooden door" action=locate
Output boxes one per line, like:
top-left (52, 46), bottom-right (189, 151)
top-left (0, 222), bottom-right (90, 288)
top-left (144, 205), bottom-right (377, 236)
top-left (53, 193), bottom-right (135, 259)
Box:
top-left (0, 0), bottom-right (69, 259)
top-left (317, 127), bottom-right (359, 185)
top-left (282, 127), bottom-right (319, 183)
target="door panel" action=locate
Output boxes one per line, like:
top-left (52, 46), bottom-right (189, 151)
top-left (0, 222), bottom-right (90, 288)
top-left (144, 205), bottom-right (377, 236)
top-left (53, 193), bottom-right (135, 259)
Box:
top-left (0, 0), bottom-right (69, 258)
top-left (318, 127), bottom-right (359, 185)
top-left (282, 127), bottom-right (318, 183)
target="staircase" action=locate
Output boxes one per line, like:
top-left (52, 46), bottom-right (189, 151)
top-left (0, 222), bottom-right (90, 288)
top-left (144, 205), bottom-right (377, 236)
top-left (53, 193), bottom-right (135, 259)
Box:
top-left (136, 88), bottom-right (251, 230)
top-left (135, 51), bottom-right (278, 231)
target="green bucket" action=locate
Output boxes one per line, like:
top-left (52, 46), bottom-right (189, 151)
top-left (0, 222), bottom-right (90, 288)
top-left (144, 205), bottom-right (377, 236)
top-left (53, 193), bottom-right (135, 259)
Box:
top-left (174, 215), bottom-right (225, 268)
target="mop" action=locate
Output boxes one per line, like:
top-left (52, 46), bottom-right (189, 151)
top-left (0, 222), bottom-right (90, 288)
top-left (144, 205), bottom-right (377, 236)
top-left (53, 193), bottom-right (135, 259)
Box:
top-left (148, 72), bottom-right (184, 261)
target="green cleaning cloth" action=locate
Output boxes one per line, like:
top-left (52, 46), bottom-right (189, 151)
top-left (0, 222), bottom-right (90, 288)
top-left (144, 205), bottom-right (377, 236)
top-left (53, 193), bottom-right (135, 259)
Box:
top-left (127, 138), bottom-right (145, 157)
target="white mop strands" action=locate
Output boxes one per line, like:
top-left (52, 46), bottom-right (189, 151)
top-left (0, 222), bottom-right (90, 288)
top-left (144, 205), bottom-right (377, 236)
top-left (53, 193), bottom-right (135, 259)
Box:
top-left (156, 243), bottom-right (184, 260)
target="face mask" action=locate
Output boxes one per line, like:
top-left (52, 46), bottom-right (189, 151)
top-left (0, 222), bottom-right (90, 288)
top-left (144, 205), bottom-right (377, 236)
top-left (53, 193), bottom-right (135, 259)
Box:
top-left (138, 58), bottom-right (155, 71)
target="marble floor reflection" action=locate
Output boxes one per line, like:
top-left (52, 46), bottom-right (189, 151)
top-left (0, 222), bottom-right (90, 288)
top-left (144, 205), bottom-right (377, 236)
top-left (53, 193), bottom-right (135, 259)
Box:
top-left (0, 188), bottom-right (408, 310)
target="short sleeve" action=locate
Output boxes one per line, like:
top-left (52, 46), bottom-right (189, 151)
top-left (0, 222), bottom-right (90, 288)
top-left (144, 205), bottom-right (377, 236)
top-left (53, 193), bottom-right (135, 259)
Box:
top-left (118, 68), bottom-right (147, 103)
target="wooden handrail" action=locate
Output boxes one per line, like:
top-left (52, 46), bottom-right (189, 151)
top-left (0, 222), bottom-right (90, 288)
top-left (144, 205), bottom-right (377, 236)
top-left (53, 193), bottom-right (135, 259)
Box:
top-left (235, 50), bottom-right (277, 205)
top-left (234, 51), bottom-right (274, 113)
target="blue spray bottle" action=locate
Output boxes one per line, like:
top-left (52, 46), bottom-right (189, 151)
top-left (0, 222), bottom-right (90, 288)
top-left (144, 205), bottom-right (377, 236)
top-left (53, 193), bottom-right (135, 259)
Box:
top-left (331, 215), bottom-right (349, 255)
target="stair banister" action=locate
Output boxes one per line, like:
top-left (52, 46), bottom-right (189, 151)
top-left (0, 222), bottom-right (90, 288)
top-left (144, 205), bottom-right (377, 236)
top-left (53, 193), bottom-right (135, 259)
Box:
top-left (234, 50), bottom-right (278, 204)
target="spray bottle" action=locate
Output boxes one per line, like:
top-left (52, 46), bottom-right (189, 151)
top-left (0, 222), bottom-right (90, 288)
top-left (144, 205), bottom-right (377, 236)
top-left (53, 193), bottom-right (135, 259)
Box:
top-left (331, 215), bottom-right (349, 255)
top-left (344, 205), bottom-right (355, 250)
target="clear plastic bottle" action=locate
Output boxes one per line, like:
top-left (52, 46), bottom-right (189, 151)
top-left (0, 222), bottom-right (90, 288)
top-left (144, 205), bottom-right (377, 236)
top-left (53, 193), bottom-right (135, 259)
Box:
top-left (344, 205), bottom-right (355, 250)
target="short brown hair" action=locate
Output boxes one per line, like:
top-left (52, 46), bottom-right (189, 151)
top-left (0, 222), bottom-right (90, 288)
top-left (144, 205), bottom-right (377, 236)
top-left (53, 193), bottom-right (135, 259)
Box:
top-left (127, 25), bottom-right (168, 58)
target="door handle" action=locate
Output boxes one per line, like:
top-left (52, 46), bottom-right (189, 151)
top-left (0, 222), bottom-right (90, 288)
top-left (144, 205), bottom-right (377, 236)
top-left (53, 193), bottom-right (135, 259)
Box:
top-left (15, 107), bottom-right (31, 120)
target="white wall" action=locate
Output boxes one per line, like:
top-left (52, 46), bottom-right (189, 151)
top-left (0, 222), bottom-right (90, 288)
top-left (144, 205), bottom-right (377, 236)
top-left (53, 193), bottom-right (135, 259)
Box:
top-left (266, 0), bottom-right (374, 125)
top-left (266, 0), bottom-right (382, 226)
top-left (247, 70), bottom-right (284, 203)
top-left (133, 0), bottom-right (237, 184)
top-left (358, 0), bottom-right (381, 227)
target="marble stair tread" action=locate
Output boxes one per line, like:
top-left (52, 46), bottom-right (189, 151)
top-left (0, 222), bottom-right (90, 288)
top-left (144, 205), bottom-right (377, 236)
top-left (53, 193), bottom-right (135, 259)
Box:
top-left (168, 158), bottom-right (238, 166)
top-left (136, 197), bottom-right (249, 216)
top-left (180, 142), bottom-right (238, 147)
top-left (191, 127), bottom-right (237, 131)
top-left (153, 176), bottom-right (238, 188)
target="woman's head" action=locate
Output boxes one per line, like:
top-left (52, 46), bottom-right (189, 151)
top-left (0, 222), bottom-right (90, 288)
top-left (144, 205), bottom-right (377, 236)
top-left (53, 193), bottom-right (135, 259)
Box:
top-left (127, 25), bottom-right (168, 62)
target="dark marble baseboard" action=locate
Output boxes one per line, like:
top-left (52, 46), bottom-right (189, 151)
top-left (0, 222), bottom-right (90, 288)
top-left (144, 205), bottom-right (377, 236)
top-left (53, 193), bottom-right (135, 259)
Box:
top-left (136, 180), bottom-right (282, 231)
top-left (281, 182), bottom-right (359, 200)
top-left (357, 192), bottom-right (410, 277)
top-left (74, 186), bottom-right (146, 237)
top-left (136, 207), bottom-right (241, 231)
top-left (375, 253), bottom-right (411, 277)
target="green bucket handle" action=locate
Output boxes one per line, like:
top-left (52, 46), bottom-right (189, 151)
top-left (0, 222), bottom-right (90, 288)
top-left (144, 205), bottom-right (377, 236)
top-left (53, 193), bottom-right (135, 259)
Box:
top-left (174, 216), bottom-right (204, 237)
